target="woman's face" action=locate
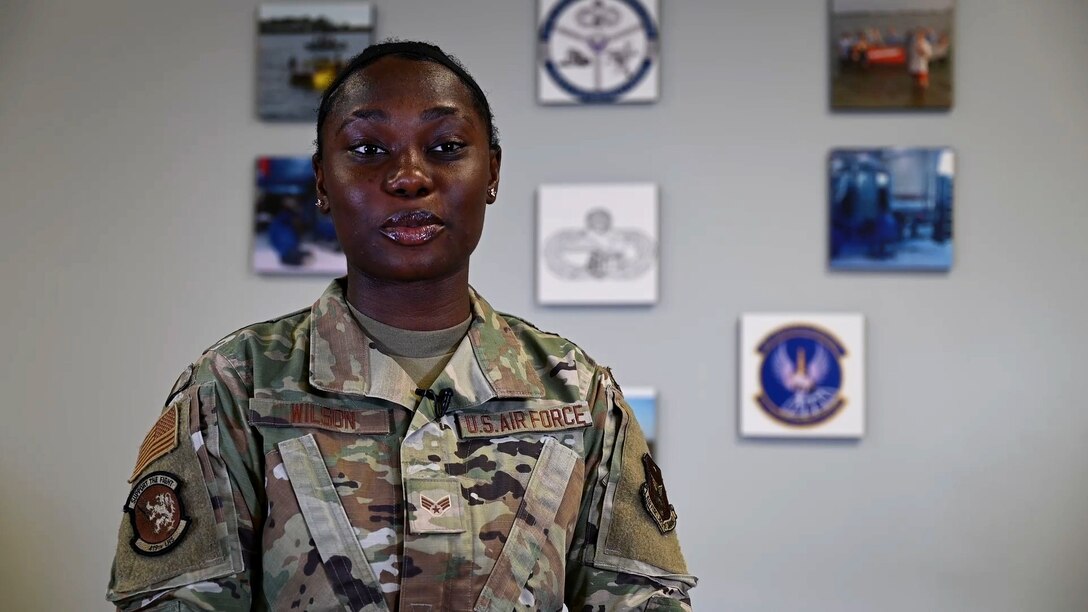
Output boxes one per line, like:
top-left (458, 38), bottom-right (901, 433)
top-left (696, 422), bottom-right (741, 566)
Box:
top-left (315, 57), bottom-right (500, 284)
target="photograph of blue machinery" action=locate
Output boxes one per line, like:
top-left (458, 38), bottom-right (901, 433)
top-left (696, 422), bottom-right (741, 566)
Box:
top-left (252, 156), bottom-right (345, 275)
top-left (829, 147), bottom-right (954, 272)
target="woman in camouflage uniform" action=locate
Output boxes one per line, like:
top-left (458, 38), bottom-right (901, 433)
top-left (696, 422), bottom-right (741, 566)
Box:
top-left (108, 41), bottom-right (695, 611)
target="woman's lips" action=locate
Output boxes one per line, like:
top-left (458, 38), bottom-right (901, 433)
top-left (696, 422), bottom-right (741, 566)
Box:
top-left (380, 209), bottom-right (445, 246)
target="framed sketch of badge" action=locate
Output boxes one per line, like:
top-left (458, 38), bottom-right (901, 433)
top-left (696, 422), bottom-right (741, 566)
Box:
top-left (740, 314), bottom-right (866, 438)
top-left (538, 0), bottom-right (660, 104)
top-left (537, 183), bottom-right (658, 305)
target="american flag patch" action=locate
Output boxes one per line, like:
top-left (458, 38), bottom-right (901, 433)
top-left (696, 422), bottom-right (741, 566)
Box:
top-left (128, 404), bottom-right (179, 483)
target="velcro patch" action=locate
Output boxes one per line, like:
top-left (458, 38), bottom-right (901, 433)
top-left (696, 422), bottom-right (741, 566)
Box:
top-left (456, 403), bottom-right (591, 438)
top-left (248, 399), bottom-right (390, 435)
top-left (125, 471), bottom-right (191, 556)
top-left (406, 479), bottom-right (465, 534)
top-left (640, 454), bottom-right (677, 533)
top-left (129, 404), bottom-right (179, 483)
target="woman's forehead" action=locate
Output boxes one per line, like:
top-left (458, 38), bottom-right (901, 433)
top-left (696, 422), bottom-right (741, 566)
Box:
top-left (334, 57), bottom-right (477, 115)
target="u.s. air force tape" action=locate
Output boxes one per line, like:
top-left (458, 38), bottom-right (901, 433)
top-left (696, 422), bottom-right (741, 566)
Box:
top-left (456, 403), bottom-right (591, 438)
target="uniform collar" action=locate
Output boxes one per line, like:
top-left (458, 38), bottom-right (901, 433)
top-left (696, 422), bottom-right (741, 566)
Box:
top-left (308, 279), bottom-right (545, 401)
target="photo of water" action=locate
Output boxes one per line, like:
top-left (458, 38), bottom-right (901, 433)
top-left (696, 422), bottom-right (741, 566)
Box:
top-left (257, 4), bottom-right (374, 121)
top-left (830, 0), bottom-right (954, 110)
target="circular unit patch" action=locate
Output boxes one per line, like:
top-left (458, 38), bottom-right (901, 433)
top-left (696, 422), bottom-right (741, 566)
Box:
top-left (125, 471), bottom-right (191, 556)
top-left (756, 324), bottom-right (847, 426)
top-left (539, 0), bottom-right (659, 103)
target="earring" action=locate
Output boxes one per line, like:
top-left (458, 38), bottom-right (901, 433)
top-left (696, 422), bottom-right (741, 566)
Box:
top-left (315, 198), bottom-right (328, 211)
top-left (488, 187), bottom-right (497, 198)
top-left (314, 199), bottom-right (323, 208)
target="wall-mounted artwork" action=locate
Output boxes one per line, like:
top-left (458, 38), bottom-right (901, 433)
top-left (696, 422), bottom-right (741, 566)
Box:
top-left (624, 387), bottom-right (657, 455)
top-left (830, 0), bottom-right (953, 110)
top-left (830, 147), bottom-right (954, 271)
top-left (537, 183), bottom-right (658, 305)
top-left (538, 0), bottom-right (660, 104)
top-left (252, 157), bottom-right (346, 275)
top-left (257, 2), bottom-right (374, 121)
top-left (740, 314), bottom-right (865, 439)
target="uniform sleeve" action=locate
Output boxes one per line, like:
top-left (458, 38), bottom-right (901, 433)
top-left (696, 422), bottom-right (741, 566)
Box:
top-left (107, 352), bottom-right (263, 611)
top-left (565, 367), bottom-right (698, 610)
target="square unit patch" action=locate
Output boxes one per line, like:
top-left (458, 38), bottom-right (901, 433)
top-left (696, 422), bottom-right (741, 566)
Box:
top-left (406, 479), bottom-right (466, 534)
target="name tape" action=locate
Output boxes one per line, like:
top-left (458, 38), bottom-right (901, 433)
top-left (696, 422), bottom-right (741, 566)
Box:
top-left (248, 400), bottom-right (390, 435)
top-left (456, 403), bottom-right (591, 439)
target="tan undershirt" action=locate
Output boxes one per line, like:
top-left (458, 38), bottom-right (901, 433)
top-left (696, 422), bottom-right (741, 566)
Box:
top-left (348, 303), bottom-right (472, 390)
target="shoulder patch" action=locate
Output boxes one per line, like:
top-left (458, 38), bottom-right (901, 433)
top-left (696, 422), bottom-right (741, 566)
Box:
top-left (593, 388), bottom-right (689, 576)
top-left (129, 405), bottom-right (179, 483)
top-left (125, 472), bottom-right (191, 556)
top-left (640, 454), bottom-right (677, 533)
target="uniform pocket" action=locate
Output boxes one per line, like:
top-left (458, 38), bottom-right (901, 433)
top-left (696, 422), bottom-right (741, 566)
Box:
top-left (277, 434), bottom-right (389, 612)
top-left (474, 436), bottom-right (583, 612)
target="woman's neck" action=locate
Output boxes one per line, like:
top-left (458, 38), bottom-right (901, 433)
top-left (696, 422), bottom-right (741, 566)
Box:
top-left (345, 267), bottom-right (472, 331)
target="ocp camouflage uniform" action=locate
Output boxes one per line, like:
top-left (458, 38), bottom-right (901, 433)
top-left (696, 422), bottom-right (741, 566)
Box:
top-left (108, 279), bottom-right (696, 611)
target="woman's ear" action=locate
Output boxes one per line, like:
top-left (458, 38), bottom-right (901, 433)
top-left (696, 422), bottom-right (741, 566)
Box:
top-left (487, 147), bottom-right (502, 204)
top-left (312, 154), bottom-right (327, 200)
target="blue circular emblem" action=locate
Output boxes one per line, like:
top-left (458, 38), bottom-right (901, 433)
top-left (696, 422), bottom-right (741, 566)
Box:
top-left (756, 325), bottom-right (847, 426)
top-left (539, 0), bottom-right (659, 103)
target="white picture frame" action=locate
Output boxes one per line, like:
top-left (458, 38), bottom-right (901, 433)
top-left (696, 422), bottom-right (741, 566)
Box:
top-left (537, 0), bottom-right (660, 104)
top-left (740, 313), bottom-right (866, 438)
top-left (537, 183), bottom-right (659, 305)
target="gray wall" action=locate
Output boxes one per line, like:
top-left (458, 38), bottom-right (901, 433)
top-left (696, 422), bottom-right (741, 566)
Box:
top-left (2, 0), bottom-right (1086, 609)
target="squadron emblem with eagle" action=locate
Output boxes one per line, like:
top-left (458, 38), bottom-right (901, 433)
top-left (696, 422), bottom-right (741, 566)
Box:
top-left (756, 325), bottom-right (847, 426)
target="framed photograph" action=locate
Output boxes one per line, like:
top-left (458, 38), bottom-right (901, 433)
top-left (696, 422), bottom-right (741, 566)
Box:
top-left (257, 2), bottom-right (374, 121)
top-left (624, 387), bottom-right (657, 455)
top-left (252, 156), bottom-right (346, 275)
top-left (830, 0), bottom-right (953, 110)
top-left (538, 0), bottom-right (660, 104)
top-left (829, 147), bottom-right (954, 271)
top-left (537, 183), bottom-right (658, 305)
top-left (740, 313), bottom-right (865, 439)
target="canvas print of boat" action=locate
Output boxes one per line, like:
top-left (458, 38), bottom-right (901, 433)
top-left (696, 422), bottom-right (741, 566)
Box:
top-left (830, 0), bottom-right (953, 110)
top-left (257, 3), bottom-right (374, 121)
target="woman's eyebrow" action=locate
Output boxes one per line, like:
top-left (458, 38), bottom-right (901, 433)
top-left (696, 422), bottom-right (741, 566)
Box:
top-left (337, 106), bottom-right (472, 133)
top-left (419, 106), bottom-right (461, 122)
top-left (337, 108), bottom-right (388, 133)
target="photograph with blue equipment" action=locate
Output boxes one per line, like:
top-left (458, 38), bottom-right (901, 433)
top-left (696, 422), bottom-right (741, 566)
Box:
top-left (252, 156), bottom-right (345, 275)
top-left (829, 147), bottom-right (954, 272)
top-left (623, 388), bottom-right (657, 456)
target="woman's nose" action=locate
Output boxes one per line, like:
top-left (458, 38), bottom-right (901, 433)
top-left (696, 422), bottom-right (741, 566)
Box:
top-left (383, 150), bottom-right (433, 198)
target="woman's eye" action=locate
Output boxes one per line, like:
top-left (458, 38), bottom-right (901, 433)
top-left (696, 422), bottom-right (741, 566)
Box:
top-left (432, 141), bottom-right (466, 154)
top-left (351, 143), bottom-right (385, 156)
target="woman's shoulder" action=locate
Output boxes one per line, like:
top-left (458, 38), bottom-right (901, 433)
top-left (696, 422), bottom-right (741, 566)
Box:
top-left (496, 310), bottom-right (600, 368)
top-left (204, 305), bottom-right (313, 361)
top-left (170, 304), bottom-right (315, 398)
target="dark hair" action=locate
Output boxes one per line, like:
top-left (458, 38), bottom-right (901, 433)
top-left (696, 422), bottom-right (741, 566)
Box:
top-left (314, 40), bottom-right (499, 159)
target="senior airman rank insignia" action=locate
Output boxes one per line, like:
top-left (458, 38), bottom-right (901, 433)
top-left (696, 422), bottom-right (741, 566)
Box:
top-left (125, 471), bottom-right (191, 556)
top-left (640, 454), bottom-right (677, 533)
